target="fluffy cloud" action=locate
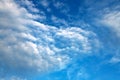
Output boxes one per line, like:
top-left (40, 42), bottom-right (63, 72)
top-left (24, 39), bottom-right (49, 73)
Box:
top-left (0, 0), bottom-right (99, 78)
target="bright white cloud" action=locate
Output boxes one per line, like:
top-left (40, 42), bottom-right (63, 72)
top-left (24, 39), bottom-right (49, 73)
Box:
top-left (0, 0), bottom-right (100, 77)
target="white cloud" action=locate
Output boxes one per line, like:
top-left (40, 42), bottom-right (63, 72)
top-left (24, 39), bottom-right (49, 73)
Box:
top-left (51, 15), bottom-right (68, 26)
top-left (53, 1), bottom-right (69, 14)
top-left (67, 64), bottom-right (89, 80)
top-left (100, 10), bottom-right (120, 37)
top-left (21, 33), bottom-right (37, 41)
top-left (53, 1), bottom-right (64, 9)
top-left (40, 0), bottom-right (49, 7)
top-left (55, 27), bottom-right (99, 54)
top-left (109, 51), bottom-right (120, 63)
top-left (20, 0), bottom-right (39, 13)
top-left (0, 0), bottom-right (100, 77)
top-left (39, 0), bottom-right (52, 12)
top-left (98, 8), bottom-right (120, 64)
top-left (110, 57), bottom-right (120, 63)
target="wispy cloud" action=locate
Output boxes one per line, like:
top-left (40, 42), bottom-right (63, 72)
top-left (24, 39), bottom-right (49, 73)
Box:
top-left (0, 76), bottom-right (26, 80)
top-left (67, 64), bottom-right (89, 80)
top-left (97, 8), bottom-right (120, 64)
top-left (51, 15), bottom-right (68, 26)
top-left (53, 1), bottom-right (69, 14)
top-left (109, 50), bottom-right (120, 63)
top-left (110, 57), bottom-right (120, 63)
top-left (40, 0), bottom-right (50, 7)
top-left (99, 10), bottom-right (120, 37)
top-left (20, 0), bottom-right (39, 13)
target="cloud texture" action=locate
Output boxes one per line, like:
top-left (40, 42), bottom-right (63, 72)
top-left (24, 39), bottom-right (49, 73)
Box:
top-left (0, 0), bottom-right (100, 78)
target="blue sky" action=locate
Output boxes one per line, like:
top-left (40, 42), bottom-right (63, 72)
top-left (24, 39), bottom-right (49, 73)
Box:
top-left (0, 0), bottom-right (120, 80)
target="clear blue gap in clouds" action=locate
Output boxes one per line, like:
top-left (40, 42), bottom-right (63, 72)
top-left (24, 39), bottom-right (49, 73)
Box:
top-left (0, 0), bottom-right (120, 80)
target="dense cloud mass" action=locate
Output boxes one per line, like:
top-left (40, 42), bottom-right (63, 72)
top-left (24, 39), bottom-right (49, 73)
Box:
top-left (0, 0), bottom-right (100, 77)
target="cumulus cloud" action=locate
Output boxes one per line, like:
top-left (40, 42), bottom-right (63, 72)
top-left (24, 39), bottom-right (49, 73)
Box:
top-left (0, 0), bottom-right (100, 78)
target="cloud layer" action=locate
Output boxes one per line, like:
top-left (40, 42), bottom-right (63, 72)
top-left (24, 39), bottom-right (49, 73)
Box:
top-left (0, 0), bottom-right (100, 78)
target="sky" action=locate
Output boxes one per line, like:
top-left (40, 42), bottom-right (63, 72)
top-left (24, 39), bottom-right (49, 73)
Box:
top-left (0, 0), bottom-right (120, 80)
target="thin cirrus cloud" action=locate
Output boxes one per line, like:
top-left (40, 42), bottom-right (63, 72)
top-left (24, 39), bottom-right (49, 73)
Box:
top-left (0, 0), bottom-right (100, 79)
